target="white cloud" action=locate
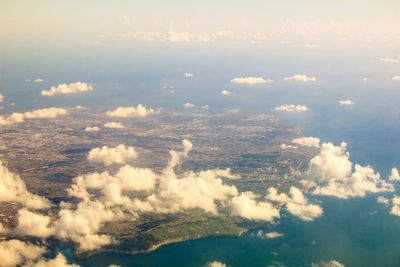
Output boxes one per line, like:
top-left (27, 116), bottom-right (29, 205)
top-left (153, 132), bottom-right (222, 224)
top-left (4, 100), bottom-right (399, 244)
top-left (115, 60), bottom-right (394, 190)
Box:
top-left (41, 82), bottom-right (93, 96)
top-left (24, 107), bottom-right (68, 119)
top-left (32, 253), bottom-right (80, 267)
top-left (0, 108), bottom-right (68, 126)
top-left (34, 78), bottom-right (45, 82)
top-left (362, 77), bottom-right (368, 81)
top-left (88, 145), bottom-right (137, 166)
top-left (202, 105), bottom-right (209, 110)
top-left (221, 90), bottom-right (232, 95)
top-left (0, 240), bottom-right (46, 267)
top-left (274, 104), bottom-right (309, 112)
top-left (280, 144), bottom-right (297, 150)
top-left (339, 100), bottom-right (354, 105)
top-left (0, 93), bottom-right (4, 102)
top-left (304, 44), bottom-right (320, 48)
top-left (106, 105), bottom-right (155, 118)
top-left (393, 75), bottom-right (400, 81)
top-left (185, 73), bottom-right (194, 77)
top-left (84, 126), bottom-right (100, 132)
top-left (104, 122), bottom-right (125, 129)
top-left (163, 28), bottom-right (233, 43)
top-left (266, 187), bottom-right (323, 221)
top-left (380, 58), bottom-right (399, 63)
top-left (284, 74), bottom-right (317, 82)
top-left (311, 260), bottom-right (345, 267)
top-left (390, 196), bottom-right (400, 216)
top-left (204, 261), bottom-right (227, 267)
top-left (230, 77), bottom-right (272, 85)
top-left (183, 102), bottom-right (195, 108)
top-left (0, 161), bottom-right (50, 209)
top-left (305, 142), bottom-right (394, 199)
top-left (12, 209), bottom-right (53, 238)
top-left (389, 168), bottom-right (400, 181)
top-left (265, 231), bottom-right (284, 238)
top-left (377, 196), bottom-right (389, 205)
top-left (230, 192), bottom-right (280, 221)
top-left (292, 137), bottom-right (320, 148)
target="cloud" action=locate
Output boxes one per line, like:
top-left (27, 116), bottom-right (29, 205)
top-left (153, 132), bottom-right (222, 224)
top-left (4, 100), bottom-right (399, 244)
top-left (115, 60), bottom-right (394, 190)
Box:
top-left (204, 261), bottom-right (227, 267)
top-left (202, 105), bottom-right (209, 110)
top-left (266, 187), bottom-right (323, 221)
top-left (106, 105), bottom-right (155, 118)
top-left (305, 142), bottom-right (394, 199)
top-left (274, 104), bottom-right (309, 112)
top-left (230, 192), bottom-right (280, 221)
top-left (183, 102), bottom-right (195, 108)
top-left (163, 28), bottom-right (233, 43)
top-left (0, 93), bottom-right (4, 102)
top-left (377, 196), bottom-right (389, 205)
top-left (265, 231), bottom-right (284, 238)
top-left (221, 90), bottom-right (232, 95)
top-left (24, 107), bottom-right (68, 119)
top-left (304, 44), bottom-right (320, 48)
top-left (34, 78), bottom-right (45, 82)
top-left (84, 126), bottom-right (100, 132)
top-left (380, 58), bottom-right (399, 63)
top-left (393, 75), bottom-right (400, 81)
top-left (185, 73), bottom-right (194, 77)
top-left (41, 82), bottom-right (93, 96)
top-left (88, 145), bottom-right (137, 166)
top-left (0, 108), bottom-right (68, 126)
top-left (339, 100), bottom-right (354, 105)
top-left (311, 260), bottom-right (345, 267)
top-left (280, 144), bottom-right (297, 150)
top-left (230, 77), bottom-right (272, 85)
top-left (12, 208), bottom-right (53, 238)
top-left (116, 32), bottom-right (161, 40)
top-left (284, 74), bottom-right (317, 82)
top-left (390, 196), bottom-right (400, 216)
top-left (362, 77), bottom-right (368, 81)
top-left (104, 122), bottom-right (125, 129)
top-left (32, 253), bottom-right (80, 267)
top-left (389, 168), bottom-right (400, 181)
top-left (0, 240), bottom-right (46, 267)
top-left (0, 161), bottom-right (50, 209)
top-left (292, 137), bottom-right (320, 148)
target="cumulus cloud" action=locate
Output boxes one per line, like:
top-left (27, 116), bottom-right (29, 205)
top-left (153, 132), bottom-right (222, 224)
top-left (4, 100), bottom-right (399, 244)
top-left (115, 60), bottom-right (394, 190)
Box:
top-left (380, 58), bottom-right (399, 63)
top-left (88, 145), bottom-right (137, 166)
top-left (164, 28), bottom-right (233, 43)
top-left (292, 137), bottom-right (320, 148)
top-left (84, 126), bottom-right (100, 132)
top-left (265, 231), bottom-right (284, 238)
top-left (11, 208), bottom-right (53, 238)
top-left (106, 105), bottom-right (155, 118)
top-left (0, 161), bottom-right (50, 209)
top-left (34, 78), bottom-right (45, 82)
top-left (339, 100), bottom-right (354, 105)
top-left (230, 192), bottom-right (280, 221)
top-left (266, 187), bottom-right (323, 221)
top-left (230, 77), bottom-right (271, 85)
top-left (390, 196), bottom-right (400, 216)
top-left (185, 73), bottom-right (194, 77)
top-left (389, 168), bottom-right (400, 181)
top-left (284, 74), bottom-right (317, 82)
top-left (274, 104), bottom-right (309, 112)
top-left (183, 102), bottom-right (195, 108)
top-left (104, 122), bottom-right (125, 129)
top-left (0, 240), bottom-right (46, 267)
top-left (0, 93), bottom-right (4, 102)
top-left (221, 90), bottom-right (232, 95)
top-left (0, 108), bottom-right (68, 126)
top-left (393, 75), bottom-right (400, 81)
top-left (32, 253), bottom-right (80, 267)
top-left (204, 261), bottom-right (227, 267)
top-left (377, 196), bottom-right (389, 205)
top-left (305, 142), bottom-right (394, 199)
top-left (41, 82), bottom-right (93, 96)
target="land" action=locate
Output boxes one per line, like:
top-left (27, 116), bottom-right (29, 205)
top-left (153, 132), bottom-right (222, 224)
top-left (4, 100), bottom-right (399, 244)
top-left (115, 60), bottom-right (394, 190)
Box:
top-left (0, 107), bottom-right (318, 256)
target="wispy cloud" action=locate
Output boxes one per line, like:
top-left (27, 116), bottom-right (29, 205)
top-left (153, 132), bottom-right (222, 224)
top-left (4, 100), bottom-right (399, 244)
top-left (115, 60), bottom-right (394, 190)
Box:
top-left (284, 74), bottom-right (316, 82)
top-left (231, 77), bottom-right (272, 85)
top-left (274, 104), bottom-right (309, 112)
